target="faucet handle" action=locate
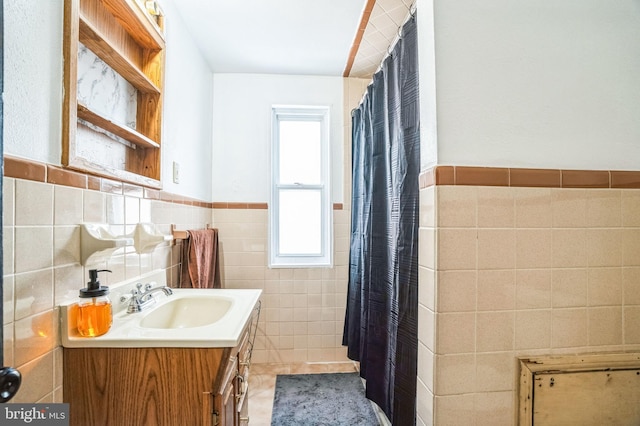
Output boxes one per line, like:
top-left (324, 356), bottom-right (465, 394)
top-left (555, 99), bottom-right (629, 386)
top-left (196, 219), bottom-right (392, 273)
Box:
top-left (131, 287), bottom-right (141, 298)
top-left (144, 283), bottom-right (153, 292)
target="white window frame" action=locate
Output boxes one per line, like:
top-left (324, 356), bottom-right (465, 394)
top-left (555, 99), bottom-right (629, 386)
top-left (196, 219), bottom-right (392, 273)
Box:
top-left (269, 106), bottom-right (332, 268)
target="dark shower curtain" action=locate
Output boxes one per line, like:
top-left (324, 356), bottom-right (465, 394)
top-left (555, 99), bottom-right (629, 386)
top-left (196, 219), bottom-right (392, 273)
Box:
top-left (343, 14), bottom-right (420, 426)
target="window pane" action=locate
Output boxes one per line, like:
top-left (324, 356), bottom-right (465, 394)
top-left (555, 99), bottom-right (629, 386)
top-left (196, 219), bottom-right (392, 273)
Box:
top-left (278, 189), bottom-right (322, 255)
top-left (279, 120), bottom-right (321, 184)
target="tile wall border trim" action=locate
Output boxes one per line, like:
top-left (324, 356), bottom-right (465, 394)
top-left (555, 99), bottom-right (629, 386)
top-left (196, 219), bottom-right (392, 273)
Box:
top-left (419, 165), bottom-right (640, 190)
top-left (4, 155), bottom-right (215, 208)
top-left (3, 155), bottom-right (345, 210)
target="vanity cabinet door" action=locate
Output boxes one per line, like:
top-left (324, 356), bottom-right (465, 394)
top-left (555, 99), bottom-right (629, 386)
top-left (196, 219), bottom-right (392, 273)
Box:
top-left (236, 331), bottom-right (251, 425)
top-left (216, 377), bottom-right (236, 426)
top-left (215, 327), bottom-right (252, 426)
top-left (216, 355), bottom-right (239, 426)
top-left (64, 347), bottom-right (225, 426)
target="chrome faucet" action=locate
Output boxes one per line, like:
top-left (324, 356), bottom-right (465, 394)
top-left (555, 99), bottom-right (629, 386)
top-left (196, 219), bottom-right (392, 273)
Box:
top-left (125, 282), bottom-right (173, 313)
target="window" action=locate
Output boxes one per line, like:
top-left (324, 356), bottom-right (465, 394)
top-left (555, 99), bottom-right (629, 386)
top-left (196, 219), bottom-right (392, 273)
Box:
top-left (270, 106), bottom-right (332, 267)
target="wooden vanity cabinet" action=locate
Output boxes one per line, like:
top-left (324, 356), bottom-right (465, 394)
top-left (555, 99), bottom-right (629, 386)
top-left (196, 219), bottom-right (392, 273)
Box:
top-left (63, 327), bottom-right (252, 426)
top-left (215, 355), bottom-right (238, 426)
top-left (237, 329), bottom-right (252, 426)
top-left (214, 328), bottom-right (251, 426)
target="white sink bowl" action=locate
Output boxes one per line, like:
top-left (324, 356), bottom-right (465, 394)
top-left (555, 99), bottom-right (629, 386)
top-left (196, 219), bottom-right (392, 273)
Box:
top-left (60, 287), bottom-right (261, 348)
top-left (140, 296), bottom-right (233, 329)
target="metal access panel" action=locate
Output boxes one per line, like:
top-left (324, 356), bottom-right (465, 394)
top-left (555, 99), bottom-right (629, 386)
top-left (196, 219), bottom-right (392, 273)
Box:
top-left (533, 368), bottom-right (640, 425)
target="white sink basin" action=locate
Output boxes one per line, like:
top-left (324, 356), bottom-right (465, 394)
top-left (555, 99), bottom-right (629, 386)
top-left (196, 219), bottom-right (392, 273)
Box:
top-left (140, 296), bottom-right (233, 329)
top-left (60, 286), bottom-right (261, 348)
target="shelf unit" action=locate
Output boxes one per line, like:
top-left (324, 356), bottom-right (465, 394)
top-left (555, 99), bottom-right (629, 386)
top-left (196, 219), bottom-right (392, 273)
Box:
top-left (77, 103), bottom-right (160, 149)
top-left (63, 0), bottom-right (165, 188)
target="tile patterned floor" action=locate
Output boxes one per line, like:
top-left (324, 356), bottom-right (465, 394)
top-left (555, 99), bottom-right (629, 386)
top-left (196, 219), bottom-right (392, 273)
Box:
top-left (248, 361), bottom-right (376, 425)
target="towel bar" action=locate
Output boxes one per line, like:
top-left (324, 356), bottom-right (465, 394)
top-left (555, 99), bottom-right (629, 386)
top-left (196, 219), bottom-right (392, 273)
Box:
top-left (170, 224), bottom-right (212, 243)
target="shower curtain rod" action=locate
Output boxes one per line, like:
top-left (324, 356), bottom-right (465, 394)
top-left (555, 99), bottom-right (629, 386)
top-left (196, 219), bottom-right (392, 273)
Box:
top-left (352, 1), bottom-right (418, 113)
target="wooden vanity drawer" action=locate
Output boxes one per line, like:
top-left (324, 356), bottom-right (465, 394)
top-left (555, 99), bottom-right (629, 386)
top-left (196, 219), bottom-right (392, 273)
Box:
top-left (237, 330), bottom-right (251, 374)
top-left (220, 355), bottom-right (237, 393)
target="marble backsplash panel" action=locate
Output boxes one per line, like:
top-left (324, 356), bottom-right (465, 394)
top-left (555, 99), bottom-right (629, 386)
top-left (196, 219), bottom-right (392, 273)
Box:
top-left (77, 43), bottom-right (137, 129)
top-left (76, 123), bottom-right (129, 170)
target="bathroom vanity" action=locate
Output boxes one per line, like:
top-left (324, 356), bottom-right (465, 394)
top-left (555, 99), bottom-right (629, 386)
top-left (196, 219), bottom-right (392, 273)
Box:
top-left (60, 276), bottom-right (261, 426)
top-left (63, 325), bottom-right (254, 425)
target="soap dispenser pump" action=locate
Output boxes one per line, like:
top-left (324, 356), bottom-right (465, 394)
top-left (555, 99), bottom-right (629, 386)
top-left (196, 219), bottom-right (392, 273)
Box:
top-left (77, 269), bottom-right (113, 337)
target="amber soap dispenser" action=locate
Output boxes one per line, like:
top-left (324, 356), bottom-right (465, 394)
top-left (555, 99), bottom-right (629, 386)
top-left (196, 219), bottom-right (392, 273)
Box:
top-left (77, 269), bottom-right (113, 337)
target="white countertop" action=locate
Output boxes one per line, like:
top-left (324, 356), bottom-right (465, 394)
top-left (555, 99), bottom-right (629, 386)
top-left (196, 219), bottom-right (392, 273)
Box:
top-left (60, 287), bottom-right (262, 348)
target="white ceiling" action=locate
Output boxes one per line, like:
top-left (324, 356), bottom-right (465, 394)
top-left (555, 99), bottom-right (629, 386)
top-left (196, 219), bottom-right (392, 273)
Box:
top-left (169, 0), bottom-right (414, 78)
top-left (350, 0), bottom-right (414, 77)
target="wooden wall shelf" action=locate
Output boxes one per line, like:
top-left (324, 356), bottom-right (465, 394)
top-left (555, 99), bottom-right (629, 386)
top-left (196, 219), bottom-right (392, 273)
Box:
top-left (102, 0), bottom-right (164, 50)
top-left (78, 16), bottom-right (160, 94)
top-left (77, 103), bottom-right (160, 149)
top-left (63, 0), bottom-right (165, 189)
top-left (67, 155), bottom-right (162, 189)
